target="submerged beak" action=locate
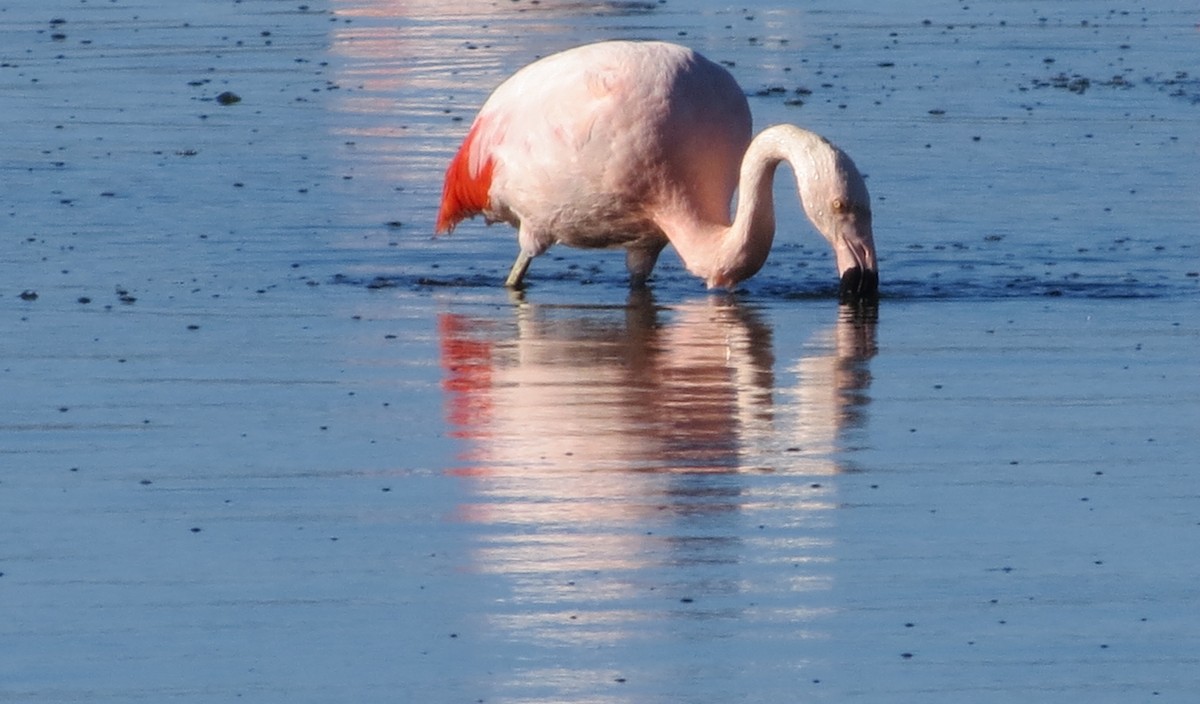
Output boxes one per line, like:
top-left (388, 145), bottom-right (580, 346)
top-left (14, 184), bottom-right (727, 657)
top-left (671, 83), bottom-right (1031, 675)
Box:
top-left (840, 265), bottom-right (879, 300)
top-left (834, 217), bottom-right (878, 301)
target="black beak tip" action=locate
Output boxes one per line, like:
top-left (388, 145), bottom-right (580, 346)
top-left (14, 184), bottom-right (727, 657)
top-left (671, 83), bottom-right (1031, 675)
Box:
top-left (839, 267), bottom-right (879, 302)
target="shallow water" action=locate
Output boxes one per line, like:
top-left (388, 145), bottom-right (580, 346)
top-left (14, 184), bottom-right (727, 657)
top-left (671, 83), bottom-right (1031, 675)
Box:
top-left (2, 0), bottom-right (1198, 702)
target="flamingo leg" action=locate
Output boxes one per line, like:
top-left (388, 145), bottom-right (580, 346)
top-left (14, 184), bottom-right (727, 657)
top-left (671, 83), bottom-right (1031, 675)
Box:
top-left (505, 251), bottom-right (533, 289)
top-left (625, 242), bottom-right (666, 289)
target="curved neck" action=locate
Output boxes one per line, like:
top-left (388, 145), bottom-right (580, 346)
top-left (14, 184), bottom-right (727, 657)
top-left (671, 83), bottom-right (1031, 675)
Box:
top-left (674, 125), bottom-right (842, 289)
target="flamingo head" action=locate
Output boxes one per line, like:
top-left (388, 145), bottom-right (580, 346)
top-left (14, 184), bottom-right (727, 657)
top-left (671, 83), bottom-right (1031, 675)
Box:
top-left (797, 146), bottom-right (878, 301)
top-left (828, 196), bottom-right (877, 301)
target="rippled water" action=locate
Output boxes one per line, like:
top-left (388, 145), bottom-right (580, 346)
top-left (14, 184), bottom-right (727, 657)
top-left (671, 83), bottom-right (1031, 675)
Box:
top-left (2, 0), bottom-right (1198, 702)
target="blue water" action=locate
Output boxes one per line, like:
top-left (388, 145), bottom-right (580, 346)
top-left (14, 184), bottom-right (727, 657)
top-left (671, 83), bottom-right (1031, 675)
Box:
top-left (1, 1), bottom-right (1198, 702)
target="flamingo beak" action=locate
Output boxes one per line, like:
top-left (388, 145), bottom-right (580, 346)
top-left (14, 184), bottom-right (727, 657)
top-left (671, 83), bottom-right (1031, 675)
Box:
top-left (835, 215), bottom-right (878, 301)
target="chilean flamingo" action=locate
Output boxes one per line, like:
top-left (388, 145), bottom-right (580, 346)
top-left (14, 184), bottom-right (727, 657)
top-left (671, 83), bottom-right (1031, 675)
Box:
top-left (435, 40), bottom-right (878, 298)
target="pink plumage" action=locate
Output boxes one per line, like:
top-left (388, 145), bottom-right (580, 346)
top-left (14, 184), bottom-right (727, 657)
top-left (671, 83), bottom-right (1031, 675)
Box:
top-left (436, 40), bottom-right (878, 298)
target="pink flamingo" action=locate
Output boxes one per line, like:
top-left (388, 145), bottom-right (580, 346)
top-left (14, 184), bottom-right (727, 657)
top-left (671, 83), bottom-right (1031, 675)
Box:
top-left (436, 40), bottom-right (878, 298)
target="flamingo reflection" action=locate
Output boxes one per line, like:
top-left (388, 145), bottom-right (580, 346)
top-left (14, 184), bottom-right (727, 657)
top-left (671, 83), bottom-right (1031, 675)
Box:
top-left (441, 293), bottom-right (779, 480)
top-left (438, 297), bottom-right (876, 591)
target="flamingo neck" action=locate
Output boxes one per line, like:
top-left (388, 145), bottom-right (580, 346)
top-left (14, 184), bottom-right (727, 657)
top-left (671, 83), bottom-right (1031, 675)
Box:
top-left (675, 125), bottom-right (840, 289)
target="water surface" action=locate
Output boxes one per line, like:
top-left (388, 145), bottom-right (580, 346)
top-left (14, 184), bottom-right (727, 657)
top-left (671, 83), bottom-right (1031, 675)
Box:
top-left (2, 0), bottom-right (1198, 702)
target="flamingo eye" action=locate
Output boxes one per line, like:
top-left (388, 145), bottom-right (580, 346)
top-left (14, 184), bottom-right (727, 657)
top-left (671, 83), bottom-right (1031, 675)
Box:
top-left (831, 198), bottom-right (847, 213)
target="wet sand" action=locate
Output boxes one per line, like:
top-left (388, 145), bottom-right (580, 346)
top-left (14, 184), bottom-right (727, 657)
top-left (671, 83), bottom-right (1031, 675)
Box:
top-left (2, 1), bottom-right (1198, 702)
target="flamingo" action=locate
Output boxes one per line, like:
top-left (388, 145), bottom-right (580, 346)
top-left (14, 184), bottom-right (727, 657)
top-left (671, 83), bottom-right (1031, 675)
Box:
top-left (435, 40), bottom-right (878, 298)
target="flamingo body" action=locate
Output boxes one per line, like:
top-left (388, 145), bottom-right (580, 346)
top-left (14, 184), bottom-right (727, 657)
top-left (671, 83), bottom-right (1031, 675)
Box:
top-left (436, 40), bottom-right (878, 297)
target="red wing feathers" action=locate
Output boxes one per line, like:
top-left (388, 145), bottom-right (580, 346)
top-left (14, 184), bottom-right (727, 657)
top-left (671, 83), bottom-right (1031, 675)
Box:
top-left (435, 119), bottom-right (496, 234)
